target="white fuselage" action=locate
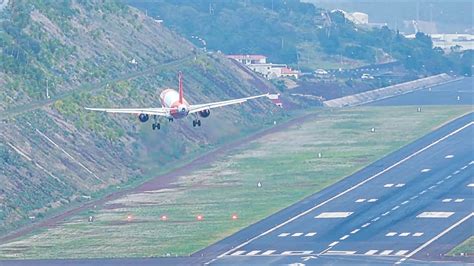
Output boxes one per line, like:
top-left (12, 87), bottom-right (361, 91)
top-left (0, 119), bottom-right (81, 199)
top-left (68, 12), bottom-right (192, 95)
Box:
top-left (159, 89), bottom-right (189, 119)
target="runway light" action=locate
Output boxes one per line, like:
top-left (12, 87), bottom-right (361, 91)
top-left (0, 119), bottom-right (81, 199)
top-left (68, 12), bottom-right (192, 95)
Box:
top-left (231, 214), bottom-right (238, 220)
top-left (127, 214), bottom-right (133, 222)
top-left (160, 215), bottom-right (168, 221)
top-left (196, 215), bottom-right (204, 221)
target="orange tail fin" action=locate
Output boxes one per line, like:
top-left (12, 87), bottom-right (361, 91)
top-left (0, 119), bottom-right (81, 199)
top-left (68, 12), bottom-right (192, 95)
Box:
top-left (178, 72), bottom-right (184, 104)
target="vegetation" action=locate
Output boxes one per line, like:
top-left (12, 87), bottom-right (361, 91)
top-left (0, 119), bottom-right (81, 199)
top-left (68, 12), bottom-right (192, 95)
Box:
top-left (131, 0), bottom-right (471, 75)
top-left (0, 105), bottom-right (470, 258)
top-left (0, 0), bottom-right (280, 237)
top-left (448, 237), bottom-right (474, 256)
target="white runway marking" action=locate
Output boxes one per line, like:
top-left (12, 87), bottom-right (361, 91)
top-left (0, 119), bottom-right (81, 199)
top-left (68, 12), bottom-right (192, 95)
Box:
top-left (329, 241), bottom-right (339, 247)
top-left (379, 250), bottom-right (393, 256)
top-left (246, 250), bottom-right (261, 256)
top-left (261, 250), bottom-right (276, 255)
top-left (410, 195), bottom-right (419, 200)
top-left (367, 198), bottom-right (378, 202)
top-left (453, 170), bottom-right (460, 175)
top-left (371, 217), bottom-right (380, 222)
top-left (386, 232), bottom-right (397, 236)
top-left (315, 212), bottom-right (353, 218)
top-left (399, 232), bottom-right (410, 237)
top-left (230, 250), bottom-right (246, 256)
top-left (281, 251), bottom-right (313, 256)
top-left (446, 175), bottom-right (452, 179)
top-left (395, 183), bottom-right (405, 187)
top-left (421, 168), bottom-right (431, 173)
top-left (339, 235), bottom-right (350, 240)
top-left (436, 180), bottom-right (444, 185)
top-left (351, 229), bottom-right (360, 234)
top-left (398, 212), bottom-right (474, 264)
top-left (305, 232), bottom-right (317, 237)
top-left (428, 185), bottom-right (437, 190)
top-left (394, 250), bottom-right (409, 256)
top-left (278, 233), bottom-right (290, 237)
top-left (468, 183), bottom-right (474, 187)
top-left (417, 212), bottom-right (454, 218)
top-left (325, 250), bottom-right (356, 255)
top-left (401, 200), bottom-right (410, 205)
top-left (413, 232), bottom-right (424, 237)
top-left (216, 122), bottom-right (473, 260)
top-left (384, 183), bottom-right (394, 188)
top-left (382, 211), bottom-right (390, 216)
top-left (291, 233), bottom-right (303, 237)
top-left (361, 222), bottom-right (371, 228)
top-left (461, 165), bottom-right (468, 170)
top-left (355, 198), bottom-right (366, 203)
top-left (392, 206), bottom-right (400, 211)
top-left (454, 199), bottom-right (464, 202)
top-left (365, 250), bottom-right (378, 255)
top-left (445, 155), bottom-right (454, 159)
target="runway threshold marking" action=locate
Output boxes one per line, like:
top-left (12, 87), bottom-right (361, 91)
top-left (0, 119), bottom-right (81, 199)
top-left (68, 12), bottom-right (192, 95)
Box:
top-left (397, 212), bottom-right (474, 264)
top-left (216, 121), bottom-right (473, 259)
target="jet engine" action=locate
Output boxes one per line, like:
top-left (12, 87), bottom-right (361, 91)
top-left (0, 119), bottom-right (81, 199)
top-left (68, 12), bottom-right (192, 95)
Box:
top-left (198, 109), bottom-right (210, 118)
top-left (138, 113), bottom-right (149, 122)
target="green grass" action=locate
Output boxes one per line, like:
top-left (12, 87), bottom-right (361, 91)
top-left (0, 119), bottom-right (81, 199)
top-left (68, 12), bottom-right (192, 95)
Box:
top-left (448, 237), bottom-right (474, 256)
top-left (0, 106), bottom-right (471, 259)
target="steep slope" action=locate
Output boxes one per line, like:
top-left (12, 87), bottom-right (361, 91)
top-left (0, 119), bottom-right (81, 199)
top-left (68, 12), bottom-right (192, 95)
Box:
top-left (0, 0), bottom-right (280, 235)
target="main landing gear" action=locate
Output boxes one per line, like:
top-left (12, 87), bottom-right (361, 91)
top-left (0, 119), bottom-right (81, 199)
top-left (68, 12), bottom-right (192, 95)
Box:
top-left (193, 119), bottom-right (201, 127)
top-left (152, 115), bottom-right (161, 130)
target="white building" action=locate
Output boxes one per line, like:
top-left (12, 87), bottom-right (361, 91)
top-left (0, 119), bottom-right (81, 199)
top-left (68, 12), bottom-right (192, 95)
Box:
top-left (227, 54), bottom-right (267, 65)
top-left (405, 33), bottom-right (474, 52)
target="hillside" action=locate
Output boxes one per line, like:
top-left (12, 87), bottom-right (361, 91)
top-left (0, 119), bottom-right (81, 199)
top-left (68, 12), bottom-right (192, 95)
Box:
top-left (130, 0), bottom-right (471, 75)
top-left (0, 0), bottom-right (281, 236)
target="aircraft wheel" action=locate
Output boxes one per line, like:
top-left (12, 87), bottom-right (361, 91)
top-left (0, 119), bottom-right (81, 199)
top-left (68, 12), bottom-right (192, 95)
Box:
top-left (197, 120), bottom-right (201, 127)
top-left (192, 120), bottom-right (196, 127)
top-left (157, 123), bottom-right (161, 130)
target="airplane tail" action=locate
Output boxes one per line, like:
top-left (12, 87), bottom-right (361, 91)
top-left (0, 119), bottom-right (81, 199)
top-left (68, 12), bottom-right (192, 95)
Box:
top-left (178, 72), bottom-right (184, 104)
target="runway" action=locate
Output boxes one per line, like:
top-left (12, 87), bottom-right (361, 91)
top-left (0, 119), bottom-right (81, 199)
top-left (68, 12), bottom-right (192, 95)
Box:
top-left (195, 112), bottom-right (473, 265)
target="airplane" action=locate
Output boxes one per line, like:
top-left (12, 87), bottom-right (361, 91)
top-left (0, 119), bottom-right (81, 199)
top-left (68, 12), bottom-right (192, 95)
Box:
top-left (85, 72), bottom-right (279, 130)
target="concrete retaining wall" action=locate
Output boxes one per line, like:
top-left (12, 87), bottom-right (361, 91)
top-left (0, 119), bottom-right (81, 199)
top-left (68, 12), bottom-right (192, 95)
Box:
top-left (324, 74), bottom-right (462, 108)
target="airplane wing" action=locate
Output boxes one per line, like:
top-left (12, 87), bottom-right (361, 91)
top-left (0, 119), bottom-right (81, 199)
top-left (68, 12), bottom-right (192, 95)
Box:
top-left (84, 107), bottom-right (174, 116)
top-left (189, 93), bottom-right (278, 114)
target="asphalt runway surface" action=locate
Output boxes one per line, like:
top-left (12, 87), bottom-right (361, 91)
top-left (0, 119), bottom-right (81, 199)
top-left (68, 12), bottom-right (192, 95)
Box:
top-left (1, 77), bottom-right (472, 266)
top-left (201, 112), bottom-right (473, 265)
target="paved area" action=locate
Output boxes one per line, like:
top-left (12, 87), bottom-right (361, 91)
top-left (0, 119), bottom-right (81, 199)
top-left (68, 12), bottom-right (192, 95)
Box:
top-left (197, 112), bottom-right (473, 265)
top-left (369, 77), bottom-right (473, 106)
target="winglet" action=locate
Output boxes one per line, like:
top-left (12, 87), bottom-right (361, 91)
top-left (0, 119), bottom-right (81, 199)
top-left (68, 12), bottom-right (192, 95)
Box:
top-left (178, 72), bottom-right (184, 104)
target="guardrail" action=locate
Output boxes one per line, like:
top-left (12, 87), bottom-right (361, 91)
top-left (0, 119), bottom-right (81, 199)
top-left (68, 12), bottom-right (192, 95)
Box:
top-left (323, 74), bottom-right (463, 108)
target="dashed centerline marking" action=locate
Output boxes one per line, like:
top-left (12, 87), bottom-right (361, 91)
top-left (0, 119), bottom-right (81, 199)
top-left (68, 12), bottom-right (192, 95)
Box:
top-left (329, 241), bottom-right (339, 247)
top-left (421, 168), bottom-right (431, 173)
top-left (339, 235), bottom-right (350, 240)
top-left (445, 155), bottom-right (454, 159)
top-left (351, 229), bottom-right (360, 234)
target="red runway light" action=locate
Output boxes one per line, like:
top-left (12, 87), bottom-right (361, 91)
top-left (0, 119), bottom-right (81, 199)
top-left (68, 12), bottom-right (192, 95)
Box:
top-left (160, 215), bottom-right (168, 221)
top-left (231, 214), bottom-right (238, 220)
top-left (196, 215), bottom-right (204, 221)
top-left (127, 215), bottom-right (133, 221)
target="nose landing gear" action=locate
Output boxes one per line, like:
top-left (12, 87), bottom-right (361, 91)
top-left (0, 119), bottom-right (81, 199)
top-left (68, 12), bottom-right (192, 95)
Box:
top-left (192, 119), bottom-right (201, 127)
